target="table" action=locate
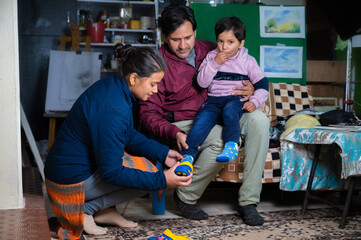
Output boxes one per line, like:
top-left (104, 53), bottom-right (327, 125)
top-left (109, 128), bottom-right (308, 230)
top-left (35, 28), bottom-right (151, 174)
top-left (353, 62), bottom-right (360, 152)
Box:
top-left (281, 128), bottom-right (361, 191)
top-left (280, 128), bottom-right (361, 228)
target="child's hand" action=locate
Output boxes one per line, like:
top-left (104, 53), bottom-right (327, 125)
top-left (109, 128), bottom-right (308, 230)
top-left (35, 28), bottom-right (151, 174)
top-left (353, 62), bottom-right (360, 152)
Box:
top-left (214, 52), bottom-right (230, 65)
top-left (242, 101), bottom-right (256, 112)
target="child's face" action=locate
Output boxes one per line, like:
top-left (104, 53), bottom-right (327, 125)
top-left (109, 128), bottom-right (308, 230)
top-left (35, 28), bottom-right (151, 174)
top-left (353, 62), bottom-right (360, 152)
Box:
top-left (217, 30), bottom-right (244, 57)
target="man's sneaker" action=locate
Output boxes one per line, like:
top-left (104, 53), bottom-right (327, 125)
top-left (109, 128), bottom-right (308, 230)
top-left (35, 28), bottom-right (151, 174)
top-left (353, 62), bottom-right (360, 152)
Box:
top-left (236, 204), bottom-right (264, 226)
top-left (173, 191), bottom-right (209, 220)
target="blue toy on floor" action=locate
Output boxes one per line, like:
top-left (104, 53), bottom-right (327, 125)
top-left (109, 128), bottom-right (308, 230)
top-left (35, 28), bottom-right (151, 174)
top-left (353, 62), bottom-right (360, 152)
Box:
top-left (148, 229), bottom-right (189, 240)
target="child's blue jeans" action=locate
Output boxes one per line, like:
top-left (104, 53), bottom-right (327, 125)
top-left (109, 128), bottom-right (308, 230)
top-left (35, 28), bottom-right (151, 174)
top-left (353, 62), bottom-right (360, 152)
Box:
top-left (181, 95), bottom-right (244, 158)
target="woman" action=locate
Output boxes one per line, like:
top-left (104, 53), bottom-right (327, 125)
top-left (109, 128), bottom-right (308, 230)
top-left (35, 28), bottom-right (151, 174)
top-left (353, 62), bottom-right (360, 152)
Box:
top-left (44, 44), bottom-right (192, 240)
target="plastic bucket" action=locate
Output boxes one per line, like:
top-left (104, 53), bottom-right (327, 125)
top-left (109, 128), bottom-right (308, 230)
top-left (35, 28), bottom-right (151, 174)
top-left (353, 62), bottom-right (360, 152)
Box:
top-left (87, 22), bottom-right (105, 43)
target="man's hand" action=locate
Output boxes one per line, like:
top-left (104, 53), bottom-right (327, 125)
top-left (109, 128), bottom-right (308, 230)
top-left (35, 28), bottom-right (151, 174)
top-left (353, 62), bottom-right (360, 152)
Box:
top-left (176, 132), bottom-right (188, 151)
top-left (164, 162), bottom-right (192, 188)
top-left (214, 52), bottom-right (230, 65)
top-left (164, 149), bottom-right (183, 168)
top-left (232, 80), bottom-right (255, 102)
top-left (242, 101), bottom-right (256, 112)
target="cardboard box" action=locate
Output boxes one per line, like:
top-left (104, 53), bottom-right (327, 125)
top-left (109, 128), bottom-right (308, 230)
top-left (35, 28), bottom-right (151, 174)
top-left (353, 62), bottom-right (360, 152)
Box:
top-left (309, 84), bottom-right (345, 100)
top-left (307, 60), bottom-right (346, 83)
top-left (307, 60), bottom-right (346, 104)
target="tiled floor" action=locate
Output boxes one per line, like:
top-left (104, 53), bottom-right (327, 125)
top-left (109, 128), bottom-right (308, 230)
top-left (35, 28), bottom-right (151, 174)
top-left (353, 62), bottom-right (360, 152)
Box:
top-left (0, 168), bottom-right (336, 240)
top-left (0, 168), bottom-right (51, 240)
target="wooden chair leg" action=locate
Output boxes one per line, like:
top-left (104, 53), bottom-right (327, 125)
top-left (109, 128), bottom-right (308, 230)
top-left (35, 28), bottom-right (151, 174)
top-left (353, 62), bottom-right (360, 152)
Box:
top-left (48, 118), bottom-right (56, 152)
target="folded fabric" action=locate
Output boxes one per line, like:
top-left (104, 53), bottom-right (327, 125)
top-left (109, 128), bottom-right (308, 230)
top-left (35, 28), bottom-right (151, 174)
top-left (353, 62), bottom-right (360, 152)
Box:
top-left (280, 114), bottom-right (321, 140)
top-left (148, 229), bottom-right (189, 240)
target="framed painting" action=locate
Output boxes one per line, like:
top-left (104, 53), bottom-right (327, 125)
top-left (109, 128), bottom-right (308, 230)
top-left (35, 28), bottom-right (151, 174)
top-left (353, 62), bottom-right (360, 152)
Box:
top-left (260, 45), bottom-right (303, 78)
top-left (260, 6), bottom-right (305, 38)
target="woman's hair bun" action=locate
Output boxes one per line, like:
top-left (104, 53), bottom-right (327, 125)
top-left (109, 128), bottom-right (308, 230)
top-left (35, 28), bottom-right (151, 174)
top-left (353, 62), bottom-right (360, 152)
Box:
top-left (113, 44), bottom-right (135, 64)
top-left (112, 43), bottom-right (166, 78)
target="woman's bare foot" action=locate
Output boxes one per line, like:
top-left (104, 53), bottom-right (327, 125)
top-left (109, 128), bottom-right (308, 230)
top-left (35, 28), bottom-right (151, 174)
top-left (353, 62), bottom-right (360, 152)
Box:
top-left (83, 214), bottom-right (108, 235)
top-left (94, 208), bottom-right (138, 228)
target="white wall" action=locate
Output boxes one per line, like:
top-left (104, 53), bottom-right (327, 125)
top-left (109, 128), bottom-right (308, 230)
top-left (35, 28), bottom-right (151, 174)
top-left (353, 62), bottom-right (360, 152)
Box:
top-left (0, 0), bottom-right (23, 209)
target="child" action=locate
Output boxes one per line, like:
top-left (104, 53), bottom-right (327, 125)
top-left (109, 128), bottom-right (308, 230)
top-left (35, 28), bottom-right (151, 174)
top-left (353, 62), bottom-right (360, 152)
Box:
top-left (175, 16), bottom-right (269, 176)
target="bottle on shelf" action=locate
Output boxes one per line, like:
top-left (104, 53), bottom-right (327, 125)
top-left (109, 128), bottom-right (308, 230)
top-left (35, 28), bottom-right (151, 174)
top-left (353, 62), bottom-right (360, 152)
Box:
top-left (79, 10), bottom-right (86, 29)
top-left (106, 17), bottom-right (110, 28)
top-left (65, 11), bottom-right (71, 35)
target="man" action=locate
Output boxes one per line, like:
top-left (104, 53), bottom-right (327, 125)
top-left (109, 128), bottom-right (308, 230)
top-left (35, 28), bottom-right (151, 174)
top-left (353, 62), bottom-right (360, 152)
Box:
top-left (139, 4), bottom-right (269, 226)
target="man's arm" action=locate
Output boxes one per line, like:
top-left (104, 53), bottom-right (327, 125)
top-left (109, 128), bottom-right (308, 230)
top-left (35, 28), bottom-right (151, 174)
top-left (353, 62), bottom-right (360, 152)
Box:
top-left (139, 85), bottom-right (182, 142)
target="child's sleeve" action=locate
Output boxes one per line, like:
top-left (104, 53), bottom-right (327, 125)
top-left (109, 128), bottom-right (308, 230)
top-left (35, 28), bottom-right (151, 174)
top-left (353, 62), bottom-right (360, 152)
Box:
top-left (197, 52), bottom-right (220, 88)
top-left (248, 57), bottom-right (269, 109)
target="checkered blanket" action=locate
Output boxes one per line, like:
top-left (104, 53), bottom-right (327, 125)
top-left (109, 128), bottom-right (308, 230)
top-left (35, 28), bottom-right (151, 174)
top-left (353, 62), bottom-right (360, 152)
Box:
top-left (263, 83), bottom-right (313, 125)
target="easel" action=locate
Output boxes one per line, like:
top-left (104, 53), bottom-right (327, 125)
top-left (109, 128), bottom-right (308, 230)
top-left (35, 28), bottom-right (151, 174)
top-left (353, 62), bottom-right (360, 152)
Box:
top-left (45, 24), bottom-right (91, 151)
top-left (60, 24), bottom-right (91, 52)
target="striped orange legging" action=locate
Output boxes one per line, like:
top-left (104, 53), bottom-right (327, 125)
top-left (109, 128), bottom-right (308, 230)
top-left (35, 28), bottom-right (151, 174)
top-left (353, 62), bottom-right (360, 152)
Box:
top-left (45, 178), bottom-right (85, 240)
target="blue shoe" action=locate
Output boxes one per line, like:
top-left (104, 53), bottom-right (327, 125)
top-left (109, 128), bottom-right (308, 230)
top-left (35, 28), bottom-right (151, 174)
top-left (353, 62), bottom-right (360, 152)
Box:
top-left (216, 141), bottom-right (239, 162)
top-left (174, 155), bottom-right (194, 176)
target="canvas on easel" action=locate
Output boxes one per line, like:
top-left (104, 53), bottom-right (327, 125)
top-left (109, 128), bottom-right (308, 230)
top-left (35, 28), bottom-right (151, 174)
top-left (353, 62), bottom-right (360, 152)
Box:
top-left (45, 50), bottom-right (102, 112)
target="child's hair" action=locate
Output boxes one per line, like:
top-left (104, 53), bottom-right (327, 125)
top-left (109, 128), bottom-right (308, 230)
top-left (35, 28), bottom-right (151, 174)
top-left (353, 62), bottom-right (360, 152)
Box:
top-left (215, 16), bottom-right (246, 42)
top-left (113, 44), bottom-right (166, 78)
top-left (158, 4), bottom-right (197, 37)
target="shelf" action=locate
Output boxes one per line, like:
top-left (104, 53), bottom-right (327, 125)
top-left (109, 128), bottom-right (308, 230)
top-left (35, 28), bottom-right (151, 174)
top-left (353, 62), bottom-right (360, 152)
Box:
top-left (77, 0), bottom-right (160, 66)
top-left (79, 42), bottom-right (156, 47)
top-left (77, 0), bottom-right (156, 5)
top-left (106, 28), bottom-right (155, 33)
top-left (79, 28), bottom-right (155, 33)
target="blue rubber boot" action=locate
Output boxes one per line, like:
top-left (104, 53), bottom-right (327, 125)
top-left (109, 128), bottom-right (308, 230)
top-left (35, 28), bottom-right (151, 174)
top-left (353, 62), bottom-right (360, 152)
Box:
top-left (174, 155), bottom-right (194, 176)
top-left (216, 141), bottom-right (239, 162)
